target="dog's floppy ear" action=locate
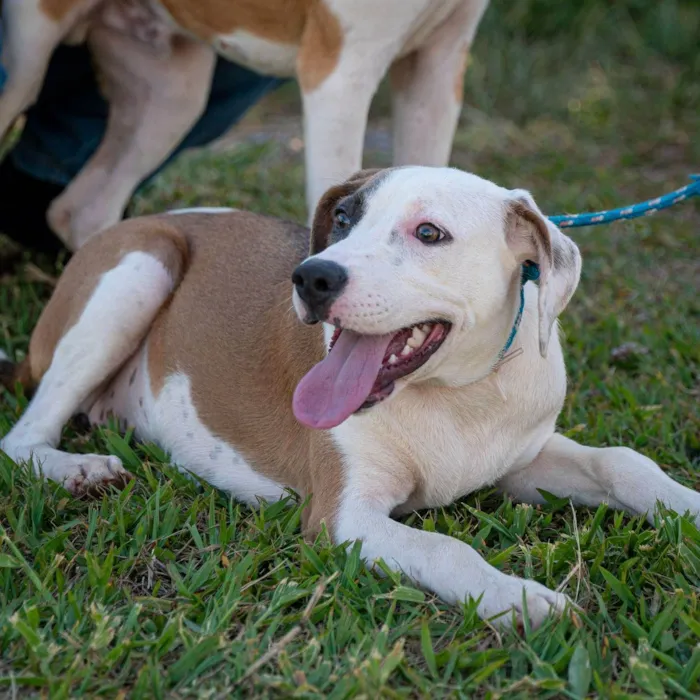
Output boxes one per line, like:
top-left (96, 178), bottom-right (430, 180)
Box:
top-left (505, 189), bottom-right (582, 357)
top-left (309, 169), bottom-right (384, 255)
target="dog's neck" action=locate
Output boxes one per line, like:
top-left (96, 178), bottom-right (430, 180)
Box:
top-left (431, 261), bottom-right (540, 389)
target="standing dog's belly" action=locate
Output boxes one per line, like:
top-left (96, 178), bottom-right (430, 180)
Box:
top-left (88, 343), bottom-right (287, 503)
top-left (212, 33), bottom-right (298, 76)
top-left (99, 0), bottom-right (301, 76)
top-left (156, 0), bottom-right (309, 76)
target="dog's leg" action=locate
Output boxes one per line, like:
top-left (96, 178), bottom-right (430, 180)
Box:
top-left (0, 0), bottom-right (89, 138)
top-left (499, 434), bottom-right (700, 525)
top-left (299, 46), bottom-right (391, 220)
top-left (389, 0), bottom-right (489, 167)
top-left (47, 25), bottom-right (215, 250)
top-left (335, 479), bottom-right (571, 629)
top-left (0, 222), bottom-right (185, 494)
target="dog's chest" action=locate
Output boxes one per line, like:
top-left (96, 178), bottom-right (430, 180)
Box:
top-left (335, 381), bottom-right (555, 511)
top-left (397, 400), bottom-right (523, 507)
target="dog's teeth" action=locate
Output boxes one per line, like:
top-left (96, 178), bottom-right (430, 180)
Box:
top-left (421, 324), bottom-right (432, 333)
top-left (401, 345), bottom-right (412, 356)
top-left (407, 337), bottom-right (421, 348)
top-left (388, 354), bottom-right (399, 364)
top-left (411, 327), bottom-right (427, 345)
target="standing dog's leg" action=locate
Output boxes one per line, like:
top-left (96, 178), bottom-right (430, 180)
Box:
top-left (47, 24), bottom-right (215, 250)
top-left (0, 0), bottom-right (94, 138)
top-left (298, 8), bottom-right (393, 220)
top-left (499, 434), bottom-right (700, 525)
top-left (0, 221), bottom-right (186, 494)
top-left (300, 62), bottom-right (389, 218)
top-left (389, 0), bottom-right (489, 167)
top-left (335, 473), bottom-right (571, 629)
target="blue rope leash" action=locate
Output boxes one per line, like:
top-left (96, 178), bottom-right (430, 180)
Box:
top-left (548, 174), bottom-right (700, 228)
top-left (500, 174), bottom-right (699, 359)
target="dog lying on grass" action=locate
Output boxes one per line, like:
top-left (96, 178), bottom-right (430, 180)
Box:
top-left (2, 166), bottom-right (698, 628)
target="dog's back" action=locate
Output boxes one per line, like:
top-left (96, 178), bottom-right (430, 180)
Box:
top-left (1, 210), bottom-right (344, 527)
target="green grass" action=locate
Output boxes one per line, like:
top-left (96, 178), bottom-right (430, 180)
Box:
top-left (1, 0), bottom-right (700, 696)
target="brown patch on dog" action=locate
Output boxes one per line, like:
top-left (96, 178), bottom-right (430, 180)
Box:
top-left (454, 48), bottom-right (470, 103)
top-left (297, 2), bottom-right (343, 93)
top-left (160, 0), bottom-right (303, 41)
top-left (309, 168), bottom-right (385, 255)
top-left (148, 210), bottom-right (346, 537)
top-left (27, 218), bottom-right (189, 388)
top-left (40, 0), bottom-right (88, 22)
top-left (159, 0), bottom-right (342, 92)
top-left (302, 429), bottom-right (345, 538)
top-left (146, 298), bottom-right (174, 396)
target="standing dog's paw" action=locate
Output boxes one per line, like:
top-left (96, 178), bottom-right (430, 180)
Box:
top-left (62, 454), bottom-right (133, 496)
top-left (484, 575), bottom-right (573, 630)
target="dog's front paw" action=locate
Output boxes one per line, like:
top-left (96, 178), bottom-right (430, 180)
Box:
top-left (483, 575), bottom-right (573, 630)
top-left (61, 454), bottom-right (133, 496)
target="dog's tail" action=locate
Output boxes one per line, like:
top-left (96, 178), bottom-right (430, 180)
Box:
top-left (0, 351), bottom-right (36, 398)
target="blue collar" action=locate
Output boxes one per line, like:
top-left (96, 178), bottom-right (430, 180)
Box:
top-left (498, 261), bottom-right (540, 360)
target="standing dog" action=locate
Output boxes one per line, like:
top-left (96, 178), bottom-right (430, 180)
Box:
top-left (3, 167), bottom-right (699, 628)
top-left (0, 0), bottom-right (489, 249)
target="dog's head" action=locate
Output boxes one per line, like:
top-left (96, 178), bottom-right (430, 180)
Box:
top-left (292, 167), bottom-right (581, 429)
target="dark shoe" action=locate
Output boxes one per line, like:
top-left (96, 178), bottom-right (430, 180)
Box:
top-left (0, 156), bottom-right (68, 257)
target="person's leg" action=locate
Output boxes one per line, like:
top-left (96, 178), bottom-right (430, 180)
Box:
top-left (0, 44), bottom-right (285, 255)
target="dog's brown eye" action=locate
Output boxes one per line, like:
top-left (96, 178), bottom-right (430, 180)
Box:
top-left (415, 223), bottom-right (444, 244)
top-left (334, 209), bottom-right (350, 229)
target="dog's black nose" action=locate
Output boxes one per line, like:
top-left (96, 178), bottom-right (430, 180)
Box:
top-left (292, 259), bottom-right (348, 318)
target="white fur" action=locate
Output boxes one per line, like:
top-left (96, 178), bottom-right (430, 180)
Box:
top-left (334, 495), bottom-right (569, 627)
top-left (1, 251), bottom-right (174, 491)
top-left (297, 167), bottom-right (700, 627)
top-left (0, 0), bottom-right (100, 137)
top-left (312, 168), bottom-right (535, 388)
top-left (214, 31), bottom-right (298, 76)
top-left (141, 372), bottom-right (286, 504)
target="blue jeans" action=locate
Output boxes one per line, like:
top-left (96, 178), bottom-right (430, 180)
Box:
top-left (5, 43), bottom-right (285, 188)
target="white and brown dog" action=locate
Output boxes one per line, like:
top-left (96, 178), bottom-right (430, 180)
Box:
top-left (2, 167), bottom-right (699, 628)
top-left (0, 0), bottom-right (489, 249)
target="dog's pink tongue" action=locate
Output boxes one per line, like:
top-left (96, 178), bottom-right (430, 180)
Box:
top-left (293, 330), bottom-right (392, 429)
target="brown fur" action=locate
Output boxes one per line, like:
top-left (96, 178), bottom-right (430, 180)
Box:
top-left (142, 211), bottom-right (346, 537)
top-left (158, 0), bottom-right (342, 93)
top-left (296, 1), bottom-right (343, 93)
top-left (17, 209), bottom-right (352, 536)
top-left (160, 0), bottom-right (309, 41)
top-left (41, 0), bottom-right (342, 92)
top-left (40, 0), bottom-right (83, 22)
